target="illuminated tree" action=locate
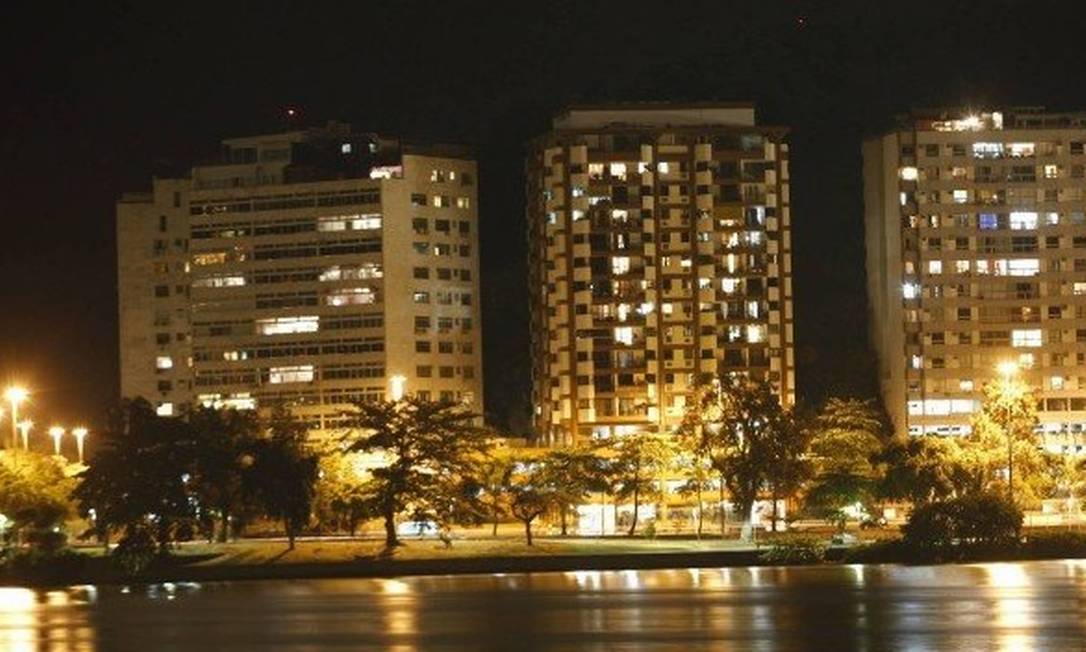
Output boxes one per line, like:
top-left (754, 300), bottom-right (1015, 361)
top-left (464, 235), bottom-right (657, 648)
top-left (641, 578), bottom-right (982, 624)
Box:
top-left (0, 450), bottom-right (76, 548)
top-left (505, 455), bottom-right (557, 546)
top-left (965, 377), bottom-right (1044, 505)
top-left (344, 396), bottom-right (489, 548)
top-left (541, 445), bottom-right (608, 536)
top-left (762, 410), bottom-right (812, 531)
top-left (876, 435), bottom-right (966, 505)
top-left (609, 432), bottom-right (674, 536)
top-left (312, 447), bottom-right (373, 536)
top-left (804, 398), bottom-right (885, 528)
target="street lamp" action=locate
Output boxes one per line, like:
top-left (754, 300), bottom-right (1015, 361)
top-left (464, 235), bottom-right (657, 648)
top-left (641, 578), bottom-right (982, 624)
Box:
top-left (72, 427), bottom-right (88, 464)
top-left (16, 420), bottom-right (32, 450)
top-left (48, 426), bottom-right (65, 456)
top-left (3, 386), bottom-right (28, 450)
top-left (996, 361), bottom-right (1019, 501)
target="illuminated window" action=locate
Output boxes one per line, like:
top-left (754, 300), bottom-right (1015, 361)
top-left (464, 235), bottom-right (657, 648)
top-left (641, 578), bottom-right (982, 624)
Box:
top-left (325, 287), bottom-right (375, 306)
top-left (954, 260), bottom-right (970, 273)
top-left (571, 210), bottom-right (586, 221)
top-left (911, 355), bottom-right (923, 369)
top-left (746, 325), bottom-right (764, 343)
top-left (614, 327), bottom-right (634, 345)
top-left (978, 213), bottom-right (998, 230)
top-left (193, 274), bottom-right (245, 288)
top-left (341, 143), bottom-right (352, 154)
top-left (255, 316), bottom-right (319, 335)
top-left (657, 162), bottom-right (670, 174)
top-left (973, 142), bottom-right (1004, 159)
top-left (1006, 259), bottom-right (1039, 276)
top-left (156, 356), bottom-right (173, 370)
top-left (1011, 329), bottom-right (1042, 348)
top-left (1052, 376), bottom-right (1065, 390)
top-left (1008, 142), bottom-right (1035, 157)
top-left (747, 300), bottom-right (760, 318)
top-left (587, 163), bottom-right (604, 179)
top-left (952, 189), bottom-right (969, 204)
top-left (319, 263), bottom-right (382, 282)
top-left (1076, 282), bottom-right (1086, 296)
top-left (610, 163), bottom-right (627, 180)
top-left (902, 283), bottom-right (919, 299)
top-left (959, 379), bottom-right (974, 391)
top-left (156, 403), bottom-right (174, 417)
top-left (193, 252), bottom-right (227, 266)
top-left (456, 197), bottom-right (471, 209)
top-left (1044, 164), bottom-right (1059, 179)
top-left (1009, 211), bottom-right (1038, 230)
top-left (928, 260), bottom-right (942, 274)
top-left (268, 365), bottom-right (314, 384)
top-left (899, 166), bottom-right (918, 181)
top-left (612, 256), bottom-right (631, 274)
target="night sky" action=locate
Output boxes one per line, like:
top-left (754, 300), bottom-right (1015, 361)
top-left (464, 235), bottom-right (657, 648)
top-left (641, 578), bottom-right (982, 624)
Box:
top-left (3, 0), bottom-right (1085, 432)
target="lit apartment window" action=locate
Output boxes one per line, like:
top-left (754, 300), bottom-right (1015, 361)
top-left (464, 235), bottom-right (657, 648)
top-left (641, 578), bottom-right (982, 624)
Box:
top-left (255, 316), bottom-right (319, 335)
top-left (193, 252), bottom-right (227, 266)
top-left (193, 274), bottom-right (245, 288)
top-left (1011, 329), bottom-right (1042, 348)
top-left (1008, 142), bottom-right (1035, 157)
top-left (657, 162), bottom-right (670, 174)
top-left (973, 142), bottom-right (1004, 159)
top-left (928, 261), bottom-right (942, 274)
top-left (952, 189), bottom-right (969, 204)
top-left (746, 325), bottom-right (764, 343)
top-left (156, 356), bottom-right (174, 370)
top-left (325, 287), bottom-right (375, 306)
top-left (156, 403), bottom-right (174, 417)
top-left (1052, 376), bottom-right (1065, 390)
top-left (268, 365), bottom-right (315, 384)
top-left (899, 166), bottom-right (919, 181)
top-left (902, 283), bottom-right (919, 299)
top-left (1009, 211), bottom-right (1038, 230)
top-left (1044, 164), bottom-right (1059, 179)
top-left (614, 327), bottom-right (634, 345)
top-left (954, 260), bottom-right (970, 273)
top-left (612, 256), bottom-right (631, 274)
top-left (959, 379), bottom-right (974, 392)
top-left (456, 197), bottom-right (470, 209)
top-left (610, 163), bottom-right (627, 180)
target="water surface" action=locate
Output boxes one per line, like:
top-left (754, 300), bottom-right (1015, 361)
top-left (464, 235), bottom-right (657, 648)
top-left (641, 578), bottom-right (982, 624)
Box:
top-left (3, 560), bottom-right (1086, 650)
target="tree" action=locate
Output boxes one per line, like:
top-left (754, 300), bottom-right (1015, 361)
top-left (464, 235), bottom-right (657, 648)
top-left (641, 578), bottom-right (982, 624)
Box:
top-left (610, 432), bottom-right (674, 536)
top-left (0, 450), bottom-right (77, 548)
top-left (804, 398), bottom-right (885, 528)
top-left (344, 396), bottom-right (489, 549)
top-left (189, 406), bottom-right (261, 542)
top-left (74, 399), bottom-right (199, 554)
top-left (762, 410), bottom-right (812, 531)
top-left (506, 456), bottom-right (556, 546)
top-left (244, 406), bottom-right (318, 549)
top-left (541, 445), bottom-right (608, 536)
top-left (965, 377), bottom-right (1045, 505)
top-left (675, 391), bottom-right (716, 538)
top-left (313, 447), bottom-right (373, 536)
top-left (474, 452), bottom-right (514, 537)
top-left (692, 376), bottom-right (787, 533)
top-left (876, 436), bottom-right (965, 506)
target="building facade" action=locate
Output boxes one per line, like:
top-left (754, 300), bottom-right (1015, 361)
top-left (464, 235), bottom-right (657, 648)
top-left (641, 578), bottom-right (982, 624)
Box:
top-left (117, 122), bottom-right (483, 430)
top-left (527, 104), bottom-right (795, 446)
top-left (864, 107), bottom-right (1086, 452)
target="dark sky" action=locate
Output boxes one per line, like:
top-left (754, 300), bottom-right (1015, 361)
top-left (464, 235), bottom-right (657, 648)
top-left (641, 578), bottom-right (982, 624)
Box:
top-left (2, 0), bottom-right (1084, 432)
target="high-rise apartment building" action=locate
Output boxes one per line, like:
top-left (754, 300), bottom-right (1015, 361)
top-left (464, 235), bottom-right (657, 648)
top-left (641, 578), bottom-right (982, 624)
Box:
top-left (527, 104), bottom-right (795, 446)
top-left (865, 107), bottom-right (1086, 451)
top-left (117, 122), bottom-right (483, 430)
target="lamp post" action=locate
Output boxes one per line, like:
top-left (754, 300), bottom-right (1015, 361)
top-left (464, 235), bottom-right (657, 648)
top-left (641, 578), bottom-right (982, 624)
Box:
top-left (72, 427), bottom-right (88, 464)
top-left (16, 420), bottom-right (32, 450)
top-left (3, 387), bottom-right (28, 450)
top-left (997, 361), bottom-right (1019, 501)
top-left (48, 426), bottom-right (65, 456)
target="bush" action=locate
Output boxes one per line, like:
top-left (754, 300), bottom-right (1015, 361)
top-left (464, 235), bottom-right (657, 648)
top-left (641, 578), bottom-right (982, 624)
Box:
top-left (760, 537), bottom-right (826, 565)
top-left (0, 548), bottom-right (87, 584)
top-left (841, 538), bottom-right (908, 564)
top-left (112, 528), bottom-right (159, 577)
top-left (902, 493), bottom-right (1022, 561)
top-left (1021, 531), bottom-right (1086, 559)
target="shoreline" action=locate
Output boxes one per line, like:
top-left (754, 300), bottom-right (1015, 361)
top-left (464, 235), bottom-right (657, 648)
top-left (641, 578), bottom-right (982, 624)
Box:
top-left (2, 546), bottom-right (853, 588)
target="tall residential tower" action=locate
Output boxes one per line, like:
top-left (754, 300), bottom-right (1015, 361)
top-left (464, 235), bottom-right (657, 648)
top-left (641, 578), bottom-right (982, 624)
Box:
top-left (864, 107), bottom-right (1086, 451)
top-left (527, 104), bottom-right (795, 445)
top-left (117, 122), bottom-right (483, 430)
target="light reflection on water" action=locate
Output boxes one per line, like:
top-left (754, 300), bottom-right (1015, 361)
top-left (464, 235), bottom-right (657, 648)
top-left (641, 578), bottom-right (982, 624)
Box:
top-left (0, 561), bottom-right (1084, 650)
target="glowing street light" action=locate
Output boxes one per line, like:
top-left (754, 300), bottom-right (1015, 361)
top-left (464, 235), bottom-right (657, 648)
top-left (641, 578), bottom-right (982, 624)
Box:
top-left (16, 420), bottom-right (32, 450)
top-left (48, 426), bottom-right (65, 456)
top-left (389, 375), bottom-right (407, 402)
top-left (3, 386), bottom-right (28, 450)
top-left (997, 360), bottom-right (1019, 379)
top-left (72, 427), bottom-right (88, 464)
